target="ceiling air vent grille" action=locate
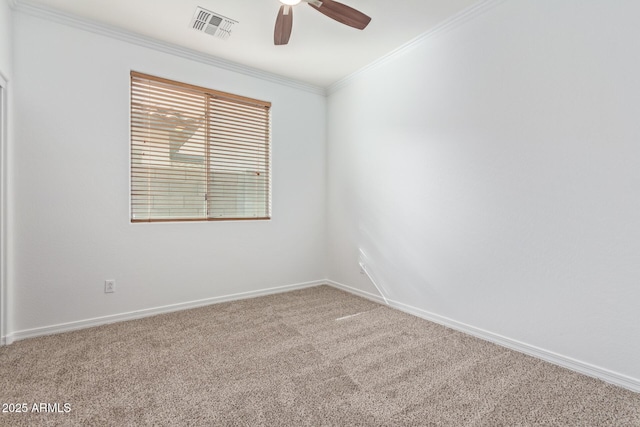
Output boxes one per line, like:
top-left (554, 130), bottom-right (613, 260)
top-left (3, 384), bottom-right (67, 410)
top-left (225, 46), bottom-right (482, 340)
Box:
top-left (190, 7), bottom-right (237, 40)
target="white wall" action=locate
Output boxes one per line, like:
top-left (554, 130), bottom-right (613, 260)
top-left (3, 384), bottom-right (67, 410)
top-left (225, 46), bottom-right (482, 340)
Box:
top-left (0, 0), bottom-right (13, 342)
top-left (10, 11), bottom-right (326, 332)
top-left (0, 0), bottom-right (11, 79)
top-left (327, 0), bottom-right (640, 382)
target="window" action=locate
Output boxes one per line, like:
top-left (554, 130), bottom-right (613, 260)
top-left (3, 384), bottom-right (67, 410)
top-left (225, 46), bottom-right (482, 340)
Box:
top-left (130, 72), bottom-right (271, 222)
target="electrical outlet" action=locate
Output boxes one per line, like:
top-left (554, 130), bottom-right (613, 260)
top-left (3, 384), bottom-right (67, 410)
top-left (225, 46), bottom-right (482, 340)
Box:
top-left (105, 280), bottom-right (116, 293)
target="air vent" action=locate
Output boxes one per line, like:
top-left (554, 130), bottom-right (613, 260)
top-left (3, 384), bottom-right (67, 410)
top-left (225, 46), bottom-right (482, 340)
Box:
top-left (190, 7), bottom-right (238, 40)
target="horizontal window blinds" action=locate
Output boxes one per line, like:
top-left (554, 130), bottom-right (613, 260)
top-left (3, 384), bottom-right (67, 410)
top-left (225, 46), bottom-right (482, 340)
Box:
top-left (130, 72), bottom-right (271, 222)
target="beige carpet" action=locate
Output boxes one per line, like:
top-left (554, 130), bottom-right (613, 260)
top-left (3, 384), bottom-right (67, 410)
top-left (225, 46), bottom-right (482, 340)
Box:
top-left (1, 285), bottom-right (638, 426)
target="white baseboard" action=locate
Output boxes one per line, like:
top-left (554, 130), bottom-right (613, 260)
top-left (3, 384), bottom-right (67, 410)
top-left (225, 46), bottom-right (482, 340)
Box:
top-left (327, 280), bottom-right (640, 394)
top-left (10, 280), bottom-right (324, 342)
top-left (7, 278), bottom-right (639, 393)
top-left (328, 280), bottom-right (387, 305)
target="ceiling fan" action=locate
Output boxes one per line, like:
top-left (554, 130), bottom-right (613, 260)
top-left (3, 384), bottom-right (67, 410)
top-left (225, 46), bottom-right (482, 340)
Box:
top-left (274, 0), bottom-right (371, 45)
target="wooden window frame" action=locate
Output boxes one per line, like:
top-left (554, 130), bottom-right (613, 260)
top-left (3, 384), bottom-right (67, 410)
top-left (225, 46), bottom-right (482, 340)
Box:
top-left (130, 71), bottom-right (272, 223)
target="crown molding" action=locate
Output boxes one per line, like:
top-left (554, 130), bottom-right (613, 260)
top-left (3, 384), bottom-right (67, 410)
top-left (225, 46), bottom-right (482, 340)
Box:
top-left (327, 0), bottom-right (507, 95)
top-left (11, 0), bottom-right (326, 96)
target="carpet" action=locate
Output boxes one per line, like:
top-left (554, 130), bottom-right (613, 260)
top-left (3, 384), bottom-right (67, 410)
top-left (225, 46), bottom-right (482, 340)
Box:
top-left (1, 285), bottom-right (638, 426)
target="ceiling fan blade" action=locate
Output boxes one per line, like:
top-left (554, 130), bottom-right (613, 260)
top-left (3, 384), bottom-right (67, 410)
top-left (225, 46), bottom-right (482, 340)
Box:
top-left (274, 5), bottom-right (293, 45)
top-left (308, 0), bottom-right (371, 30)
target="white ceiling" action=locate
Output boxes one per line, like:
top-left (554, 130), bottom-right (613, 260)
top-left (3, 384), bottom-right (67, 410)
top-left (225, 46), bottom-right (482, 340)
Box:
top-left (21, 0), bottom-right (481, 88)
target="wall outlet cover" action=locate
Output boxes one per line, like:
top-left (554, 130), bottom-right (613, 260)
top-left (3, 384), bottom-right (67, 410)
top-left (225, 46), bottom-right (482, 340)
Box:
top-left (105, 280), bottom-right (116, 293)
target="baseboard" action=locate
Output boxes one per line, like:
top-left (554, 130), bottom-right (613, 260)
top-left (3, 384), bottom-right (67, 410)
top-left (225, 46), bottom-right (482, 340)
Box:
top-left (8, 278), bottom-right (640, 393)
top-left (327, 280), bottom-right (640, 394)
top-left (327, 280), bottom-right (387, 305)
top-left (10, 280), bottom-right (324, 342)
